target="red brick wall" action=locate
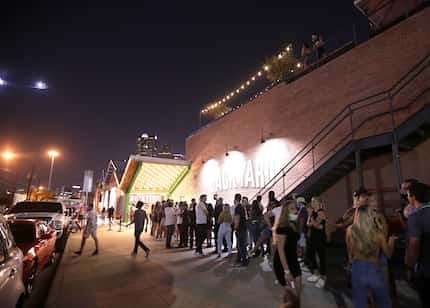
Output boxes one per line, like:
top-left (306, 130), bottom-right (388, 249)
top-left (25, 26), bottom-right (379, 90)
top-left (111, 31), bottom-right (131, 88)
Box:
top-left (173, 8), bottom-right (430, 202)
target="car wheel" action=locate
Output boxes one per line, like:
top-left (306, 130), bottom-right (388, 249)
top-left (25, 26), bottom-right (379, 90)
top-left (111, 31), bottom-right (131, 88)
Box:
top-left (26, 262), bottom-right (37, 296)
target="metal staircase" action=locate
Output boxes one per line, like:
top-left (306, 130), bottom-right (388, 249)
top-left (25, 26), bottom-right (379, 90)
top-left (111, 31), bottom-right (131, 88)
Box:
top-left (251, 52), bottom-right (430, 202)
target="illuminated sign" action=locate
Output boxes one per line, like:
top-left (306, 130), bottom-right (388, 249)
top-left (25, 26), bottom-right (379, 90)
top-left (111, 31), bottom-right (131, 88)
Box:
top-left (200, 139), bottom-right (290, 194)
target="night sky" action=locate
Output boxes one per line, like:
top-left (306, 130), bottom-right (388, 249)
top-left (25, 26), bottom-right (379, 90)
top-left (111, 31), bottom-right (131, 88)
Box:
top-left (0, 1), bottom-right (368, 188)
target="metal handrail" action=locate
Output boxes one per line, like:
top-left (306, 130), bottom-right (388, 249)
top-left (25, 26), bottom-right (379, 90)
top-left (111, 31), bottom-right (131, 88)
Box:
top-left (251, 52), bottom-right (430, 201)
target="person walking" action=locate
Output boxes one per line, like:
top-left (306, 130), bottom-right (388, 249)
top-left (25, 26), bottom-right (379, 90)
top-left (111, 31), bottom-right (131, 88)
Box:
top-left (217, 203), bottom-right (233, 258)
top-left (74, 203), bottom-right (99, 256)
top-left (195, 195), bottom-right (208, 256)
top-left (108, 206), bottom-right (114, 224)
top-left (164, 201), bottom-right (176, 249)
top-left (346, 205), bottom-right (397, 308)
top-left (101, 207), bottom-right (106, 225)
top-left (128, 201), bottom-right (151, 257)
top-left (234, 193), bottom-right (249, 266)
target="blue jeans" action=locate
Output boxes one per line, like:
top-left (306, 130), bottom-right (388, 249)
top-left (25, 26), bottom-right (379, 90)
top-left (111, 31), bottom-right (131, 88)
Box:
top-left (351, 260), bottom-right (391, 308)
top-left (249, 222), bottom-right (261, 246)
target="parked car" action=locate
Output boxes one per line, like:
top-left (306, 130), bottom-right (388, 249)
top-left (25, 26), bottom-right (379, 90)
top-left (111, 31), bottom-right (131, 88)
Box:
top-left (8, 219), bottom-right (57, 295)
top-left (0, 215), bottom-right (25, 308)
top-left (6, 201), bottom-right (70, 242)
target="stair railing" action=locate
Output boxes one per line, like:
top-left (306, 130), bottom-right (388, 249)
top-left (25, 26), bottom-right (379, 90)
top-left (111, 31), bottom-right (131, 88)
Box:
top-left (251, 52), bottom-right (430, 202)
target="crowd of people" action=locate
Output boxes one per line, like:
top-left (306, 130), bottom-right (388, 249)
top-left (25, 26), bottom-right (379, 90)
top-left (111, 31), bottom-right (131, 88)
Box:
top-left (75, 177), bottom-right (430, 308)
top-left (127, 191), bottom-right (336, 306)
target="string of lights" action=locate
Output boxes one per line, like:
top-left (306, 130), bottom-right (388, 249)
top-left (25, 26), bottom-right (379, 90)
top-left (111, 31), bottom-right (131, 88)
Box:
top-left (200, 44), bottom-right (302, 117)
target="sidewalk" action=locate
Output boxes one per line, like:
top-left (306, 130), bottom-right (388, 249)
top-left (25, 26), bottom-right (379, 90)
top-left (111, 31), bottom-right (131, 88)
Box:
top-left (46, 225), bottom-right (338, 308)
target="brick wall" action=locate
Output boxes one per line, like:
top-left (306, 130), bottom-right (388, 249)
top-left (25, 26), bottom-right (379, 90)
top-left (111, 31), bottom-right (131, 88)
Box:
top-left (172, 8), bottom-right (430, 202)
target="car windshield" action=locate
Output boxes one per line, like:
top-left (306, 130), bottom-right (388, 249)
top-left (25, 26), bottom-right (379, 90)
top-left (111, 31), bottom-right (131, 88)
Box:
top-left (8, 202), bottom-right (63, 214)
top-left (10, 224), bottom-right (35, 243)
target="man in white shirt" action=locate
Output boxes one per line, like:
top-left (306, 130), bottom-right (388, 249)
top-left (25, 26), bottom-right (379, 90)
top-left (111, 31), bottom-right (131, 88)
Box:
top-left (195, 194), bottom-right (208, 255)
top-left (75, 203), bottom-right (99, 256)
top-left (164, 201), bottom-right (176, 249)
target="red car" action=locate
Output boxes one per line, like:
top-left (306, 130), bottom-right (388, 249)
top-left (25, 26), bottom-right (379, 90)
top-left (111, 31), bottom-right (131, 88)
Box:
top-left (8, 219), bottom-right (57, 295)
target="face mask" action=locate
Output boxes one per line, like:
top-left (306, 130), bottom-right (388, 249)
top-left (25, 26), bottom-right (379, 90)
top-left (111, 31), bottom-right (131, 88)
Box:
top-left (289, 213), bottom-right (298, 221)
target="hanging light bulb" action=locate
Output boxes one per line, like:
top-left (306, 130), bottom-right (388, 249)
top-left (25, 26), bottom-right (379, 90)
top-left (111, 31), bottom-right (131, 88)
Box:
top-left (263, 65), bottom-right (269, 71)
top-left (246, 81), bottom-right (250, 85)
top-left (251, 76), bottom-right (256, 81)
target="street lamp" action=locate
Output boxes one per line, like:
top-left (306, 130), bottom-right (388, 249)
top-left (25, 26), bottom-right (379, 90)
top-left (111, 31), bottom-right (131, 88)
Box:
top-left (34, 81), bottom-right (48, 90)
top-left (47, 150), bottom-right (59, 191)
top-left (0, 78), bottom-right (6, 86)
top-left (2, 150), bottom-right (15, 161)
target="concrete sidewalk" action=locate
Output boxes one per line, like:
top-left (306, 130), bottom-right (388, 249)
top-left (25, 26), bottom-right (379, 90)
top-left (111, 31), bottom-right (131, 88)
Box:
top-left (46, 226), bottom-right (338, 308)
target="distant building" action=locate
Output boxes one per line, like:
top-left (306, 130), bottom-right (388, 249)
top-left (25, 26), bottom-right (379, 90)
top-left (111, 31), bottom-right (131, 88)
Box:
top-left (158, 144), bottom-right (173, 159)
top-left (137, 134), bottom-right (159, 157)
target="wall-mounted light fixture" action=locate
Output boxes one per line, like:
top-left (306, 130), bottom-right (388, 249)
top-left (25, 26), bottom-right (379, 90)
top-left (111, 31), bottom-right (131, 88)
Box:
top-left (260, 128), bottom-right (266, 144)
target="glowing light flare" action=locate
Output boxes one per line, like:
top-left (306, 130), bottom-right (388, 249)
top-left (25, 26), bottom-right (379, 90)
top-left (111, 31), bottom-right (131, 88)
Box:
top-left (0, 78), bottom-right (5, 86)
top-left (47, 150), bottom-right (59, 158)
top-left (255, 138), bottom-right (290, 167)
top-left (2, 150), bottom-right (15, 160)
top-left (35, 81), bottom-right (48, 90)
top-left (263, 65), bottom-right (270, 71)
top-left (257, 71), bottom-right (262, 76)
top-left (296, 62), bottom-right (302, 68)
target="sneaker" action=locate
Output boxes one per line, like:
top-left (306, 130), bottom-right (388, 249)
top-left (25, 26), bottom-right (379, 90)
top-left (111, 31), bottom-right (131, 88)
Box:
top-left (315, 278), bottom-right (326, 288)
top-left (145, 249), bottom-right (151, 258)
top-left (74, 250), bottom-right (82, 256)
top-left (307, 274), bottom-right (320, 283)
top-left (131, 251), bottom-right (137, 256)
top-left (91, 250), bottom-right (99, 256)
